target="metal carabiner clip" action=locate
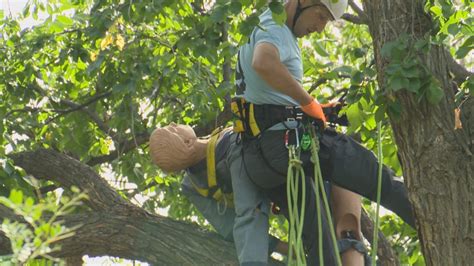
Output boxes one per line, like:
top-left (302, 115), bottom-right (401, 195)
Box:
top-left (294, 127), bottom-right (300, 148)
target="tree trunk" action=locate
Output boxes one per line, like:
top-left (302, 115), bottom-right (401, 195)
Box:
top-left (363, 0), bottom-right (474, 265)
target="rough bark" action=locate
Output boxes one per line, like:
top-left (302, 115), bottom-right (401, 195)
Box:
top-left (0, 231), bottom-right (12, 255)
top-left (363, 0), bottom-right (474, 265)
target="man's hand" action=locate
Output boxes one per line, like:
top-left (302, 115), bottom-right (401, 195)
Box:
top-left (301, 99), bottom-right (327, 125)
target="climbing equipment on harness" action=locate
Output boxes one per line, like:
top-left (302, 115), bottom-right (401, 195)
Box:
top-left (190, 127), bottom-right (234, 208)
top-left (285, 122), bottom-right (343, 265)
top-left (286, 127), bottom-right (307, 265)
top-left (300, 132), bottom-right (311, 151)
top-left (231, 98), bottom-right (339, 138)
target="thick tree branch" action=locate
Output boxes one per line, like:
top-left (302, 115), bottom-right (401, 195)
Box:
top-left (9, 149), bottom-right (134, 212)
top-left (51, 212), bottom-right (239, 265)
top-left (0, 231), bottom-right (12, 255)
top-left (444, 50), bottom-right (473, 85)
top-left (2, 149), bottom-right (287, 265)
top-left (5, 149), bottom-right (236, 263)
top-left (0, 201), bottom-right (239, 264)
top-left (349, 0), bottom-right (366, 18)
top-left (342, 13), bottom-right (367, 25)
top-left (342, 0), bottom-right (368, 25)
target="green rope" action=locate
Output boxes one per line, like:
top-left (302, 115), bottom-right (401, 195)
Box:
top-left (287, 145), bottom-right (307, 265)
top-left (372, 122), bottom-right (384, 265)
top-left (308, 126), bottom-right (342, 266)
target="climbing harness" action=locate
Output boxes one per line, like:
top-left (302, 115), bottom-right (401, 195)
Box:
top-left (189, 127), bottom-right (234, 209)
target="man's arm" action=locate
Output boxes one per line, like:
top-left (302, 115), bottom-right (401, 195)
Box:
top-left (252, 43), bottom-right (313, 106)
top-left (252, 42), bottom-right (326, 123)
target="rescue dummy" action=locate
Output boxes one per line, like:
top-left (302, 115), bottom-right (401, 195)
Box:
top-left (149, 123), bottom-right (285, 264)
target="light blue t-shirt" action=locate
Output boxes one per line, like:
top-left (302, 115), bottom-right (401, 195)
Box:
top-left (236, 9), bottom-right (302, 106)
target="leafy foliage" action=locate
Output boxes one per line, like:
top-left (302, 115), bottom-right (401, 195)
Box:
top-left (0, 188), bottom-right (87, 264)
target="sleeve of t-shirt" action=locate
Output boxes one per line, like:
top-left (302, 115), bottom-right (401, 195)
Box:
top-left (254, 25), bottom-right (290, 62)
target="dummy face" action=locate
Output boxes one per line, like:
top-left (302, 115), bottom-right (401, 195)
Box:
top-left (292, 1), bottom-right (332, 38)
top-left (149, 123), bottom-right (199, 172)
top-left (166, 123), bottom-right (197, 147)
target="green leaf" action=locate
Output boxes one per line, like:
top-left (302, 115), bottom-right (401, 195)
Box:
top-left (447, 23), bottom-right (460, 35)
top-left (269, 0), bottom-right (285, 14)
top-left (313, 41), bottom-right (329, 57)
top-left (387, 100), bottom-right (402, 120)
top-left (402, 66), bottom-right (420, 78)
top-left (210, 5), bottom-right (228, 22)
top-left (407, 78), bottom-right (421, 92)
top-left (271, 8), bottom-right (287, 25)
top-left (229, 2), bottom-right (242, 14)
top-left (351, 70), bottom-right (364, 85)
top-left (414, 38), bottom-right (430, 52)
top-left (345, 104), bottom-right (364, 129)
top-left (352, 47), bottom-right (366, 58)
top-left (390, 76), bottom-right (409, 92)
top-left (10, 189), bottom-right (23, 204)
top-left (255, 0), bottom-right (267, 9)
top-left (426, 82), bottom-right (444, 104)
top-left (57, 15), bottom-right (74, 26)
top-left (455, 36), bottom-right (474, 59)
top-left (375, 106), bottom-right (386, 122)
top-left (333, 65), bottom-right (353, 75)
top-left (430, 6), bottom-right (442, 16)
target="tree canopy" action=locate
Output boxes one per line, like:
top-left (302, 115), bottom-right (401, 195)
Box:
top-left (0, 0), bottom-right (472, 265)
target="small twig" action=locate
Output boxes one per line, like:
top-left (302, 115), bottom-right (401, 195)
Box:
top-left (45, 91), bottom-right (112, 124)
top-left (60, 99), bottom-right (117, 142)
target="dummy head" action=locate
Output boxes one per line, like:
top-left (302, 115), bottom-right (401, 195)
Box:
top-left (149, 123), bottom-right (201, 172)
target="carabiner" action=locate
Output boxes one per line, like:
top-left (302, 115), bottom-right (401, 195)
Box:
top-left (294, 127), bottom-right (300, 148)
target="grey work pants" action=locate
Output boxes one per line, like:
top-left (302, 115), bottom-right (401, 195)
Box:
top-left (239, 128), bottom-right (415, 227)
top-left (227, 141), bottom-right (273, 266)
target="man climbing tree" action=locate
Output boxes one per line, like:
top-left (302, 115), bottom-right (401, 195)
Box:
top-left (229, 0), bottom-right (415, 264)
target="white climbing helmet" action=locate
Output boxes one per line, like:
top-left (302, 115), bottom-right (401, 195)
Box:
top-left (319, 0), bottom-right (348, 20)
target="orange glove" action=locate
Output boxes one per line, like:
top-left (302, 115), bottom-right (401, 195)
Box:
top-left (301, 99), bottom-right (327, 124)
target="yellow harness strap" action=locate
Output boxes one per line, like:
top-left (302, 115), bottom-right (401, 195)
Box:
top-left (248, 103), bottom-right (261, 137)
top-left (206, 127), bottom-right (221, 196)
top-left (190, 178), bottom-right (209, 197)
top-left (190, 127), bottom-right (234, 208)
